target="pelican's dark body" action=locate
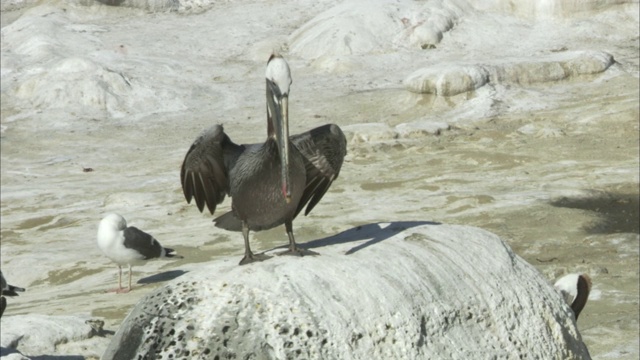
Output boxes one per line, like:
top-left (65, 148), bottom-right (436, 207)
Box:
top-left (181, 55), bottom-right (347, 264)
top-left (229, 139), bottom-right (306, 232)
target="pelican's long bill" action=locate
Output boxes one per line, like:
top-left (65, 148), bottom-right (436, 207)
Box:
top-left (278, 95), bottom-right (291, 203)
top-left (267, 78), bottom-right (292, 203)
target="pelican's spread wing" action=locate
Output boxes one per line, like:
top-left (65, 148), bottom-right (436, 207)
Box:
top-left (291, 123), bottom-right (347, 217)
top-left (181, 125), bottom-right (241, 215)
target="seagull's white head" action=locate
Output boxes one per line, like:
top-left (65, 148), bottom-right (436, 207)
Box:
top-left (554, 273), bottom-right (592, 320)
top-left (100, 213), bottom-right (127, 232)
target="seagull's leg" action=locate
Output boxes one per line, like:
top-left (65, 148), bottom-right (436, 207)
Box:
top-left (127, 265), bottom-right (132, 292)
top-left (106, 265), bottom-right (125, 293)
top-left (278, 220), bottom-right (319, 257)
top-left (118, 265), bottom-right (122, 290)
top-left (239, 221), bottom-right (271, 265)
top-left (114, 265), bottom-right (132, 294)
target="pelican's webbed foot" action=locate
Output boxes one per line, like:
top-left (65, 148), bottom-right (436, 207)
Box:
top-left (281, 222), bottom-right (320, 258)
top-left (239, 253), bottom-right (272, 266)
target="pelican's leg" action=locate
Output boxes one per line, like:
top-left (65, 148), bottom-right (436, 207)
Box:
top-left (285, 220), bottom-right (298, 252)
top-left (239, 222), bottom-right (271, 265)
top-left (278, 220), bottom-right (319, 257)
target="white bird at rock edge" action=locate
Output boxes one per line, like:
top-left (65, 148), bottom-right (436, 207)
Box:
top-left (1, 270), bottom-right (26, 318)
top-left (554, 273), bottom-right (591, 320)
top-left (97, 213), bottom-right (182, 294)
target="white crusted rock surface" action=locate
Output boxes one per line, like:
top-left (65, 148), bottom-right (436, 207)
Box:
top-left (0, 314), bottom-right (110, 359)
top-left (404, 51), bottom-right (615, 96)
top-left (102, 223), bottom-right (591, 360)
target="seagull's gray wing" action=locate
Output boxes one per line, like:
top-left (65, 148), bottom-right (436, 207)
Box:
top-left (1, 271), bottom-right (25, 296)
top-left (2, 286), bottom-right (25, 297)
top-left (291, 123), bottom-right (347, 217)
top-left (180, 125), bottom-right (243, 215)
top-left (123, 226), bottom-right (164, 260)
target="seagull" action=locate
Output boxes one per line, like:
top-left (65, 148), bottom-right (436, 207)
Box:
top-left (1, 270), bottom-right (25, 318)
top-left (97, 213), bottom-right (182, 293)
top-left (181, 54), bottom-right (347, 265)
top-left (554, 273), bottom-right (592, 320)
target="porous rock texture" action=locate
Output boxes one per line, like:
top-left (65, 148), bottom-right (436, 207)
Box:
top-left (102, 222), bottom-right (591, 360)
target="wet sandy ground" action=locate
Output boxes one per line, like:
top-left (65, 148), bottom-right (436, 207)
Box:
top-left (1, 27), bottom-right (639, 360)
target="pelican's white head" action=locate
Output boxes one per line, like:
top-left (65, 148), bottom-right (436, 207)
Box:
top-left (265, 53), bottom-right (293, 202)
top-left (265, 53), bottom-right (292, 96)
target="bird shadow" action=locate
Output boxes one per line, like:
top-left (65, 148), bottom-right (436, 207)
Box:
top-left (97, 328), bottom-right (116, 336)
top-left (297, 220), bottom-right (440, 255)
top-left (550, 192), bottom-right (639, 234)
top-left (137, 270), bottom-right (188, 285)
top-left (1, 347), bottom-right (85, 359)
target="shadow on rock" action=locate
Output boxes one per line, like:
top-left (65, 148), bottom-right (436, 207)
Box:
top-left (0, 348), bottom-right (21, 357)
top-left (137, 270), bottom-right (188, 285)
top-left (550, 192), bottom-right (639, 234)
top-left (95, 0), bottom-right (126, 6)
top-left (302, 221), bottom-right (440, 254)
top-left (0, 347), bottom-right (85, 360)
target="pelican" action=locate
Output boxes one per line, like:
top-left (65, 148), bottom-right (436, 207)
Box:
top-left (181, 54), bottom-right (347, 265)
